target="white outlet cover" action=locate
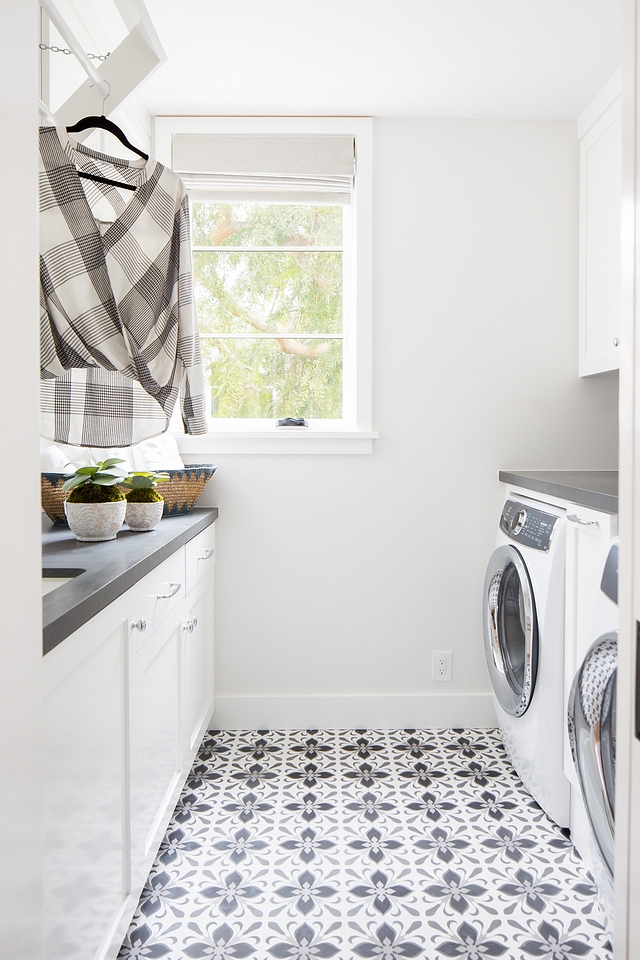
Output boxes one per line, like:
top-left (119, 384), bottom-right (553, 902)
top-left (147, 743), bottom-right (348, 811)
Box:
top-left (432, 650), bottom-right (452, 682)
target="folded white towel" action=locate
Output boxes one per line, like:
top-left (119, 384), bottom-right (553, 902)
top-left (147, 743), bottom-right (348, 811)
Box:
top-left (130, 434), bottom-right (185, 471)
top-left (40, 444), bottom-right (72, 473)
top-left (40, 442), bottom-right (134, 472)
top-left (39, 436), bottom-right (183, 475)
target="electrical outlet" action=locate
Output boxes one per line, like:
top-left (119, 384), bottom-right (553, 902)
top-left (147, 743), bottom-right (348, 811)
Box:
top-left (432, 650), bottom-right (452, 682)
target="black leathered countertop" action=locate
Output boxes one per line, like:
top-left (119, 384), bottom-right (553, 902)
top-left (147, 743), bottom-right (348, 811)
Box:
top-left (42, 507), bottom-right (218, 655)
top-left (499, 471), bottom-right (618, 515)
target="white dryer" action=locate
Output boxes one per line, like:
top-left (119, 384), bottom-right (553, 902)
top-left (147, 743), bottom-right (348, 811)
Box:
top-left (483, 496), bottom-right (570, 827)
top-left (568, 540), bottom-right (618, 915)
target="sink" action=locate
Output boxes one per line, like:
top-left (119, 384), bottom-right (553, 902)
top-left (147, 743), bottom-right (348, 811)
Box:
top-left (42, 568), bottom-right (85, 597)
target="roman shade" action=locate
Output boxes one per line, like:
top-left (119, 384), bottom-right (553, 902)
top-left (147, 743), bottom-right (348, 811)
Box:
top-left (172, 133), bottom-right (355, 204)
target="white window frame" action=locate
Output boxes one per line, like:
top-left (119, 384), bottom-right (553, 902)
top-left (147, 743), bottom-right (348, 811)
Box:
top-left (154, 116), bottom-right (375, 454)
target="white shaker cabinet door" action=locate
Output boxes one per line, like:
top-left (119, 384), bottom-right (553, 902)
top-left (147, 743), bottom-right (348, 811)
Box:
top-left (579, 95), bottom-right (622, 376)
top-left (129, 608), bottom-right (185, 894)
top-left (43, 616), bottom-right (129, 960)
top-left (563, 507), bottom-right (617, 784)
top-left (182, 572), bottom-right (215, 765)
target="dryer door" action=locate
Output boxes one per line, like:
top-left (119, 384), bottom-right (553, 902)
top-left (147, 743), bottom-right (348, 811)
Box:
top-left (483, 545), bottom-right (538, 717)
top-left (568, 634), bottom-right (617, 877)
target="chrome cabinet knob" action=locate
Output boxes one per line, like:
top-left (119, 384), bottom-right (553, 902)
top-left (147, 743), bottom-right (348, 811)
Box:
top-left (614, 338), bottom-right (620, 346)
top-left (198, 548), bottom-right (214, 560)
top-left (156, 582), bottom-right (181, 599)
top-left (184, 617), bottom-right (198, 633)
top-left (131, 618), bottom-right (147, 632)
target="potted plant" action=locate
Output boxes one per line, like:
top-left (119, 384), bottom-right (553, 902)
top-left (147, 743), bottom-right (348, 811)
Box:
top-left (122, 471), bottom-right (170, 531)
top-left (62, 459), bottom-right (128, 541)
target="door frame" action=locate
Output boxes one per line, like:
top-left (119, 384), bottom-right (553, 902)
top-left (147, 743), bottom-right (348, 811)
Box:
top-left (615, 0), bottom-right (640, 954)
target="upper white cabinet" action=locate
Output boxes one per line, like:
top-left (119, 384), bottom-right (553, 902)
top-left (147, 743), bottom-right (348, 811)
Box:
top-left (578, 69), bottom-right (622, 377)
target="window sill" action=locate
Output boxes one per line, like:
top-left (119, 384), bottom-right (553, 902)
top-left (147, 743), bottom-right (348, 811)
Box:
top-left (174, 429), bottom-right (378, 455)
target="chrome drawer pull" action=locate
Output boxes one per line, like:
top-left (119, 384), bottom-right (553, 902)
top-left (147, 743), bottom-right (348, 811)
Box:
top-left (567, 514), bottom-right (599, 527)
top-left (198, 548), bottom-right (214, 560)
top-left (156, 582), bottom-right (181, 599)
top-left (131, 618), bottom-right (147, 632)
top-left (184, 617), bottom-right (198, 633)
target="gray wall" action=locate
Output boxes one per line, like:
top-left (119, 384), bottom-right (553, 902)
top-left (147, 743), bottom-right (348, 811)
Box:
top-left (191, 118), bottom-right (619, 728)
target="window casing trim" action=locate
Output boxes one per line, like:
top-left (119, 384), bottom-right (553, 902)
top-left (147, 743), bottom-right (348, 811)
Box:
top-left (154, 116), bottom-right (373, 454)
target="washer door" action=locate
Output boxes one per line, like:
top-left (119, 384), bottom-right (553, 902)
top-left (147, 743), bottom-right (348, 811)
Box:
top-left (483, 545), bottom-right (538, 717)
top-left (568, 634), bottom-right (617, 878)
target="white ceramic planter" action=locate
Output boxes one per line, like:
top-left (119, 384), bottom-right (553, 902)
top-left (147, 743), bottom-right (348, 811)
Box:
top-left (126, 500), bottom-right (164, 531)
top-left (64, 499), bottom-right (127, 542)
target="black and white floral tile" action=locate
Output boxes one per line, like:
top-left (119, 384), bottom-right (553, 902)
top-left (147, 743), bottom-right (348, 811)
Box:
top-left (117, 728), bottom-right (612, 960)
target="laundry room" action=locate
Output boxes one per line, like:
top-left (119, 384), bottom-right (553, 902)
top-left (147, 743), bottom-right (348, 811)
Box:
top-left (4, 1), bottom-right (640, 958)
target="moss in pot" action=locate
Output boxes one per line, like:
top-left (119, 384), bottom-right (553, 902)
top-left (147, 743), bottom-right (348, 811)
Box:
top-left (122, 471), bottom-right (169, 531)
top-left (62, 459), bottom-right (128, 541)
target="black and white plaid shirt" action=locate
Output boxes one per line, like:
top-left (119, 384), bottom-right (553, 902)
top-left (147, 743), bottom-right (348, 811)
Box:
top-left (39, 126), bottom-right (207, 447)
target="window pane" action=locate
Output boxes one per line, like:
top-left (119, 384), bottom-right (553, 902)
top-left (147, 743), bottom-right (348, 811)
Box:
top-left (194, 250), bottom-right (342, 335)
top-left (202, 338), bottom-right (342, 419)
top-left (191, 202), bottom-right (343, 248)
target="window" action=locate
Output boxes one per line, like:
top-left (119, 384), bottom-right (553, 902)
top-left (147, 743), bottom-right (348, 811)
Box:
top-left (192, 200), bottom-right (345, 421)
top-left (155, 117), bottom-right (374, 453)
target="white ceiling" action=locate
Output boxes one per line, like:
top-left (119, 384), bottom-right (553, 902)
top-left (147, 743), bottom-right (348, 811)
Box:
top-left (137, 0), bottom-right (622, 120)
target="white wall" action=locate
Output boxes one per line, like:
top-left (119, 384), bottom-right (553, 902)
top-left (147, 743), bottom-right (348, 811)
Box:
top-left (0, 0), bottom-right (43, 955)
top-left (188, 119), bottom-right (619, 730)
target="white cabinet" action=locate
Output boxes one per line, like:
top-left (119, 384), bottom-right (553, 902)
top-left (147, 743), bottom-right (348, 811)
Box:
top-left (563, 505), bottom-right (617, 784)
top-left (578, 70), bottom-right (622, 376)
top-left (43, 605), bottom-right (129, 960)
top-left (43, 523), bottom-right (216, 960)
top-left (182, 574), bottom-right (215, 762)
top-left (185, 521), bottom-right (216, 594)
top-left (129, 610), bottom-right (184, 893)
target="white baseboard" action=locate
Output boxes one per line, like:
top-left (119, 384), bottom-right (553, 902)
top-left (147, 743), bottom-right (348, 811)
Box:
top-left (209, 693), bottom-right (497, 730)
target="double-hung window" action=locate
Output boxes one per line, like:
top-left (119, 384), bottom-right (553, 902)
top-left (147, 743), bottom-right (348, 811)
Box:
top-left (155, 117), bottom-right (374, 453)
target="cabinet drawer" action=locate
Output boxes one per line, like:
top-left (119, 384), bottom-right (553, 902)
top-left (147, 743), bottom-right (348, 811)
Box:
top-left (129, 548), bottom-right (186, 650)
top-left (185, 523), bottom-right (216, 595)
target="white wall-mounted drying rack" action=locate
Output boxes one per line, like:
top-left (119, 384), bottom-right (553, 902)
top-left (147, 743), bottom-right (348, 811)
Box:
top-left (40, 0), bottom-right (110, 100)
top-left (38, 0), bottom-right (165, 127)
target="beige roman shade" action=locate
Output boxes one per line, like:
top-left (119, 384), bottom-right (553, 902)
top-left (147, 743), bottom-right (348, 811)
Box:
top-left (172, 133), bottom-right (355, 204)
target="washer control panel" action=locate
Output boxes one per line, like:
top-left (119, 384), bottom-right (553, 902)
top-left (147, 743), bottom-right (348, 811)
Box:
top-left (500, 499), bottom-right (558, 552)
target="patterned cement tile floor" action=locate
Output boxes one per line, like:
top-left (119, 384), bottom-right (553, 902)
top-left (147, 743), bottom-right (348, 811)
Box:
top-left (117, 729), bottom-right (612, 960)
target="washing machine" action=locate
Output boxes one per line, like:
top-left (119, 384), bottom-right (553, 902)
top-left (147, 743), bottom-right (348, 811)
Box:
top-left (568, 539), bottom-right (618, 913)
top-left (483, 495), bottom-right (570, 827)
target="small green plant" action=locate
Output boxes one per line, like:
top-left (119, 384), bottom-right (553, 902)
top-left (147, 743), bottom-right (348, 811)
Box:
top-left (62, 459), bottom-right (128, 504)
top-left (121, 471), bottom-right (170, 503)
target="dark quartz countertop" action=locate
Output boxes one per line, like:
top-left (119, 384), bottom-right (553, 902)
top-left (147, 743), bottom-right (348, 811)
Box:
top-left (499, 471), bottom-right (618, 515)
top-left (42, 507), bottom-right (218, 654)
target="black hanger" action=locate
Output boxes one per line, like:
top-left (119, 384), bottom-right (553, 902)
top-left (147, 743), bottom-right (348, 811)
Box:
top-left (66, 115), bottom-right (149, 192)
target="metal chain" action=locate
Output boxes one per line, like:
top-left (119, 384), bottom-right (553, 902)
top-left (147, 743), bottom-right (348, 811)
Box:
top-left (39, 43), bottom-right (110, 62)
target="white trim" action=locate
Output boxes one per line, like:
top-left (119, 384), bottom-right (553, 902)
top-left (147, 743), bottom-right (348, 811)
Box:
top-left (177, 431), bottom-right (377, 455)
top-left (577, 66), bottom-right (623, 140)
top-left (615, 0), bottom-right (637, 951)
top-left (209, 693), bottom-right (497, 730)
top-left (154, 116), bottom-right (374, 453)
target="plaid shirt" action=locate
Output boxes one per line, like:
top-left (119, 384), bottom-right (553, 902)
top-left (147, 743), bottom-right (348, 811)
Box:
top-left (39, 126), bottom-right (207, 447)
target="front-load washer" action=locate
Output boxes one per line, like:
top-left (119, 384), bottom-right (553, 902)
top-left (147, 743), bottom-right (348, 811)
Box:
top-left (483, 496), bottom-right (570, 827)
top-left (568, 540), bottom-right (618, 913)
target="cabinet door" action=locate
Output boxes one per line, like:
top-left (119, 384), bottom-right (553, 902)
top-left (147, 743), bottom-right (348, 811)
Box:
top-left (185, 522), bottom-right (216, 595)
top-left (129, 608), bottom-right (184, 892)
top-left (564, 508), bottom-right (615, 783)
top-left (579, 96), bottom-right (622, 376)
top-left (43, 617), bottom-right (128, 960)
top-left (182, 572), bottom-right (215, 764)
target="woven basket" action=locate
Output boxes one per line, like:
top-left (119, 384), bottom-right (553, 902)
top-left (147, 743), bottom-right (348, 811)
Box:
top-left (41, 464), bottom-right (217, 527)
